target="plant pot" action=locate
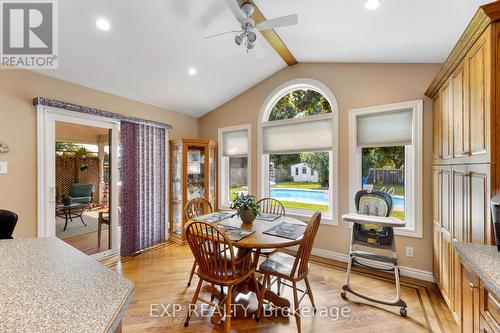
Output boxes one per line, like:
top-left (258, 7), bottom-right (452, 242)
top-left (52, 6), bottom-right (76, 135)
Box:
top-left (240, 209), bottom-right (256, 224)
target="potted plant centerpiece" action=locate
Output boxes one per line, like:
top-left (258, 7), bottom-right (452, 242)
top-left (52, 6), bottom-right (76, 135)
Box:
top-left (230, 193), bottom-right (260, 225)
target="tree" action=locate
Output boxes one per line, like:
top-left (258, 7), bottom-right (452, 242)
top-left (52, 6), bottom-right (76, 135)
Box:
top-left (300, 152), bottom-right (329, 187)
top-left (361, 146), bottom-right (405, 177)
top-left (269, 89), bottom-right (332, 121)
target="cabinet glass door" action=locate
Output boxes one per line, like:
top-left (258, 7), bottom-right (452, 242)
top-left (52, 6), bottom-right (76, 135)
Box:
top-left (187, 146), bottom-right (206, 201)
top-left (171, 145), bottom-right (182, 236)
top-left (209, 146), bottom-right (216, 208)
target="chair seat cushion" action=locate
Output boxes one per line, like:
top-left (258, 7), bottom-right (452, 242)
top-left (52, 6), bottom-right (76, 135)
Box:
top-left (259, 252), bottom-right (302, 278)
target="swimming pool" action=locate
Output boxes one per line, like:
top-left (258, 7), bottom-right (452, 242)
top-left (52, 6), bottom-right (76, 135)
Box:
top-left (270, 188), bottom-right (405, 208)
top-left (270, 188), bottom-right (328, 204)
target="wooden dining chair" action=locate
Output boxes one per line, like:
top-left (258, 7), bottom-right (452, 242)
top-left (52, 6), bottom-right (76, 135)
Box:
top-left (256, 211), bottom-right (322, 333)
top-left (257, 197), bottom-right (286, 217)
top-left (185, 197), bottom-right (213, 287)
top-left (256, 198), bottom-right (285, 257)
top-left (184, 221), bottom-right (259, 333)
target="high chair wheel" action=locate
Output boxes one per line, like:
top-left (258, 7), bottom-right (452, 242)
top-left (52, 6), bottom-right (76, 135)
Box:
top-left (340, 291), bottom-right (347, 299)
top-left (400, 308), bottom-right (407, 317)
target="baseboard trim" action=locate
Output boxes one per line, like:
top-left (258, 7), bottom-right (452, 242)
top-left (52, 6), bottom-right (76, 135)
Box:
top-left (309, 247), bottom-right (435, 283)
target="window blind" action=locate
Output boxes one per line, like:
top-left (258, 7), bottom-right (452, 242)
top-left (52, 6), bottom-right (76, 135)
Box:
top-left (222, 129), bottom-right (248, 156)
top-left (263, 118), bottom-right (332, 154)
top-left (356, 109), bottom-right (413, 147)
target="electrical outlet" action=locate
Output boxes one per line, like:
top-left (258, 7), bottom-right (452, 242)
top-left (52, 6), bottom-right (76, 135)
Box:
top-left (0, 161), bottom-right (7, 174)
top-left (405, 247), bottom-right (414, 257)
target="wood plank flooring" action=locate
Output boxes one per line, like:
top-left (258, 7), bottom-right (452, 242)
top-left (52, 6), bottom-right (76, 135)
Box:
top-left (105, 241), bottom-right (458, 333)
top-left (62, 229), bottom-right (110, 255)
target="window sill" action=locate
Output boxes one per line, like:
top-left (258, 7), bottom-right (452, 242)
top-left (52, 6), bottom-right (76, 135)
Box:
top-left (285, 210), bottom-right (338, 226)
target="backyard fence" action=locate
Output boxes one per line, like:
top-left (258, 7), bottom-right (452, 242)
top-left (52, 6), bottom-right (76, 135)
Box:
top-left (367, 168), bottom-right (404, 185)
top-left (56, 154), bottom-right (100, 205)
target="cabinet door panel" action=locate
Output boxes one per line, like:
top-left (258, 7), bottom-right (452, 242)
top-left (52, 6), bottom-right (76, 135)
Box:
top-left (452, 63), bottom-right (469, 158)
top-left (433, 95), bottom-right (442, 160)
top-left (468, 164), bottom-right (490, 244)
top-left (441, 229), bottom-right (452, 305)
top-left (452, 165), bottom-right (468, 322)
top-left (433, 221), bottom-right (441, 284)
top-left (442, 167), bottom-right (451, 232)
top-left (467, 31), bottom-right (490, 159)
top-left (462, 265), bottom-right (480, 333)
top-left (441, 81), bottom-right (453, 159)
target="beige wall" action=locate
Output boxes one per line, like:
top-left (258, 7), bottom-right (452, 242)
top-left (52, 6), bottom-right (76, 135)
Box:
top-left (199, 63), bottom-right (441, 272)
top-left (0, 69), bottom-right (199, 238)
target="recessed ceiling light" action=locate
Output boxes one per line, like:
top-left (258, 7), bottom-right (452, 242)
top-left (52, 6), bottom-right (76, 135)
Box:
top-left (188, 67), bottom-right (197, 76)
top-left (365, 0), bottom-right (381, 10)
top-left (96, 18), bottom-right (111, 31)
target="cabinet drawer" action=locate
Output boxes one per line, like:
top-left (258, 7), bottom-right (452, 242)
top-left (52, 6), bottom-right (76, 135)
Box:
top-left (481, 284), bottom-right (500, 332)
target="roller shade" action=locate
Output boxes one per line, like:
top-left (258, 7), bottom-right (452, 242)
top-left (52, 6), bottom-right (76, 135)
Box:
top-left (222, 129), bottom-right (248, 156)
top-left (356, 109), bottom-right (413, 147)
top-left (263, 118), bottom-right (332, 154)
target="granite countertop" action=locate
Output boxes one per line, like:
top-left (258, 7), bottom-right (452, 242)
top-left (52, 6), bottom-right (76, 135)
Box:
top-left (453, 241), bottom-right (500, 298)
top-left (0, 238), bottom-right (134, 333)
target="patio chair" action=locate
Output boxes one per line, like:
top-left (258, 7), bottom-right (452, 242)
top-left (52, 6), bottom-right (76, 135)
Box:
top-left (0, 209), bottom-right (18, 239)
top-left (341, 190), bottom-right (407, 317)
top-left (69, 183), bottom-right (94, 204)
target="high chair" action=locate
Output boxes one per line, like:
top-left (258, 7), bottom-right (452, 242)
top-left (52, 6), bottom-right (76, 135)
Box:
top-left (341, 190), bottom-right (408, 317)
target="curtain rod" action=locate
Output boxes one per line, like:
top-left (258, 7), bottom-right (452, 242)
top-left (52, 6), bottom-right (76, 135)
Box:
top-left (33, 97), bottom-right (172, 130)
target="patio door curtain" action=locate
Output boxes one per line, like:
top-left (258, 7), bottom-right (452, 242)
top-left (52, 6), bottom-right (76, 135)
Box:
top-left (121, 121), bottom-right (166, 256)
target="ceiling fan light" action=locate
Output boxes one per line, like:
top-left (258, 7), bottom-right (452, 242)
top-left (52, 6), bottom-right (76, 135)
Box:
top-left (234, 34), bottom-right (243, 46)
top-left (365, 0), bottom-right (381, 10)
top-left (247, 41), bottom-right (255, 49)
top-left (247, 32), bottom-right (257, 43)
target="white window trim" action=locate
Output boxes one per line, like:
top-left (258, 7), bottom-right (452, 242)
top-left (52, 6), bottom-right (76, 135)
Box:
top-left (348, 99), bottom-right (423, 238)
top-left (218, 124), bottom-right (252, 210)
top-left (258, 78), bottom-right (339, 225)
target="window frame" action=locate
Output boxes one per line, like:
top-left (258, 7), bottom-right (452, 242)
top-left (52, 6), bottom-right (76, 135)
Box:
top-left (218, 124), bottom-right (252, 210)
top-left (348, 100), bottom-right (423, 238)
top-left (258, 78), bottom-right (339, 225)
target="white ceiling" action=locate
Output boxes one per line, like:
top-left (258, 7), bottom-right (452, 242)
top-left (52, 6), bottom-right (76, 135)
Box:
top-left (255, 0), bottom-right (491, 63)
top-left (37, 0), bottom-right (491, 117)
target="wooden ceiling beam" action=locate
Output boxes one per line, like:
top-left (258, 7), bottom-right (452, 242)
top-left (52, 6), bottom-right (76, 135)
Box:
top-left (237, 0), bottom-right (298, 66)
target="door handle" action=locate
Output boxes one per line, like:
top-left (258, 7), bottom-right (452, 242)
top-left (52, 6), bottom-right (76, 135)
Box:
top-left (49, 187), bottom-right (56, 202)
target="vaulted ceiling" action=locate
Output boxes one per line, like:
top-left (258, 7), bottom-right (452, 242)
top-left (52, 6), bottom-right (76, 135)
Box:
top-left (37, 0), bottom-right (491, 117)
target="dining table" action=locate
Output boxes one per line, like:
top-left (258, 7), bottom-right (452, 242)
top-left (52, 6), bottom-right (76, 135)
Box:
top-left (195, 213), bottom-right (308, 311)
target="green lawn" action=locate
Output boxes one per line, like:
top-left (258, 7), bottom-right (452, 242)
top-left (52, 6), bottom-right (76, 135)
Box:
top-left (279, 200), bottom-right (329, 212)
top-left (390, 210), bottom-right (405, 220)
top-left (272, 181), bottom-right (327, 190)
top-left (371, 183), bottom-right (404, 196)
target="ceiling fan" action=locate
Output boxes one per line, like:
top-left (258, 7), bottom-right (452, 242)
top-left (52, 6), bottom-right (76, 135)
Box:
top-left (205, 0), bottom-right (298, 52)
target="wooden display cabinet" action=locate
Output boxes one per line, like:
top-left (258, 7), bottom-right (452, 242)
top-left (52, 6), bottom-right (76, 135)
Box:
top-left (169, 139), bottom-right (217, 244)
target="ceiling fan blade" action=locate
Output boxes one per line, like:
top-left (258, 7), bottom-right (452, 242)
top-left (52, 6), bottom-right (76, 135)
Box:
top-left (224, 0), bottom-right (246, 23)
top-left (204, 30), bottom-right (240, 40)
top-left (257, 14), bottom-right (298, 31)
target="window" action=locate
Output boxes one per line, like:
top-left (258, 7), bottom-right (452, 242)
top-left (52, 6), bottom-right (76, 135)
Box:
top-left (259, 79), bottom-right (339, 224)
top-left (349, 100), bottom-right (423, 237)
top-left (218, 125), bottom-right (251, 208)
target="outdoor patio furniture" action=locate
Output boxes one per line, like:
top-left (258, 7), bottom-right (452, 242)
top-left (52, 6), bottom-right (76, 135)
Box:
top-left (98, 211), bottom-right (110, 249)
top-left (0, 210), bottom-right (18, 239)
top-left (69, 183), bottom-right (94, 204)
top-left (56, 203), bottom-right (89, 231)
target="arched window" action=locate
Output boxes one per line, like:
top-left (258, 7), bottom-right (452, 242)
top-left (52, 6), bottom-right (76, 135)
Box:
top-left (259, 79), bottom-right (338, 224)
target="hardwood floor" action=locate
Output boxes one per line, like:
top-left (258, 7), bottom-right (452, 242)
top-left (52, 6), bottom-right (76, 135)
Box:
top-left (62, 229), bottom-right (110, 255)
top-left (105, 241), bottom-right (458, 333)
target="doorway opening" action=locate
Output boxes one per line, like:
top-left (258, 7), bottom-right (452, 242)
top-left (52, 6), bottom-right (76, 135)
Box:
top-left (37, 107), bottom-right (120, 259)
